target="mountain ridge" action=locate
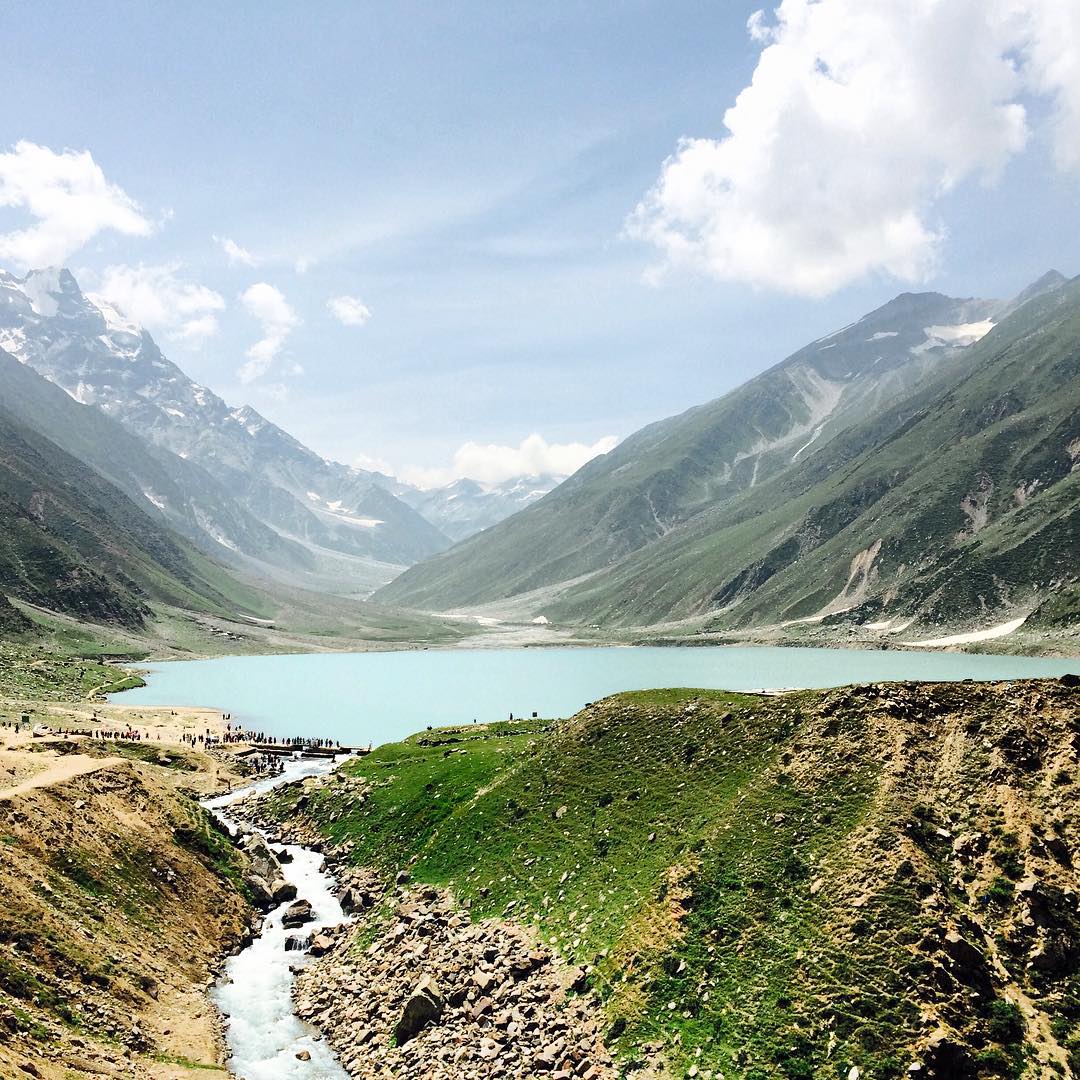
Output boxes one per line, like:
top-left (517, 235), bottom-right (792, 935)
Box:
top-left (375, 272), bottom-right (1078, 640)
top-left (0, 267), bottom-right (451, 591)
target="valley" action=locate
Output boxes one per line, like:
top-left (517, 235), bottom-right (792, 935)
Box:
top-left (0, 256), bottom-right (1077, 1080)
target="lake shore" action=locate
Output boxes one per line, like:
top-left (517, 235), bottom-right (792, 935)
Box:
top-left (111, 644), bottom-right (1080, 749)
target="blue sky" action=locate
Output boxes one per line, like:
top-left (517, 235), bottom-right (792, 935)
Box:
top-left (1, 1), bottom-right (1078, 484)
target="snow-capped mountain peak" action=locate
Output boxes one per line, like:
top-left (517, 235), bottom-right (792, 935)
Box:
top-left (0, 266), bottom-right (451, 574)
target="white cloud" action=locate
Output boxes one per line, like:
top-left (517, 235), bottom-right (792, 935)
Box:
top-left (94, 262), bottom-right (224, 343)
top-left (238, 282), bottom-right (298, 382)
top-left (1022, 3), bottom-right (1080, 170)
top-left (628, 0), bottom-right (1080, 297)
top-left (327, 294), bottom-right (372, 326)
top-left (353, 452), bottom-right (396, 476)
top-left (213, 234), bottom-right (258, 267)
top-left (401, 433), bottom-right (619, 488)
top-left (0, 141), bottom-right (151, 269)
top-left (295, 255), bottom-right (313, 275)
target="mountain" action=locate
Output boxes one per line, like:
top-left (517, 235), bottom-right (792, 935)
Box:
top-left (546, 276), bottom-right (1080, 632)
top-left (0, 346), bottom-right (312, 574)
top-left (378, 286), bottom-right (1010, 609)
top-left (394, 474), bottom-right (561, 542)
top-left (377, 274), bottom-right (1078, 636)
top-left (0, 402), bottom-right (263, 627)
top-left (0, 268), bottom-right (450, 592)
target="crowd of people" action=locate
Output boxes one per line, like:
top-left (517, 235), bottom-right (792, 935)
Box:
top-left (221, 724), bottom-right (344, 751)
top-left (3, 712), bottom-right (353, 760)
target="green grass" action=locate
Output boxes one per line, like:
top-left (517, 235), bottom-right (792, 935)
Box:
top-left (257, 690), bottom-right (888, 1074)
top-left (258, 681), bottom-right (1074, 1077)
top-left (0, 640), bottom-right (142, 703)
top-left (152, 1055), bottom-right (226, 1072)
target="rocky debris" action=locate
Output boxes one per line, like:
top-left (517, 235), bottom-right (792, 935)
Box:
top-left (282, 899), bottom-right (314, 929)
top-left (293, 884), bottom-right (616, 1078)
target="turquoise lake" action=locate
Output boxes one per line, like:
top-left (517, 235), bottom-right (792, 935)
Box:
top-left (112, 646), bottom-right (1078, 747)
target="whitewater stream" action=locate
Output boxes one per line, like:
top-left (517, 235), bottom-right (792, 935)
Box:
top-left (203, 756), bottom-right (352, 1079)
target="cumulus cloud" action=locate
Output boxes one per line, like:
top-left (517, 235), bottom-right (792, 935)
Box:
top-left (327, 294), bottom-right (372, 326)
top-left (0, 141), bottom-right (151, 268)
top-left (94, 262), bottom-right (224, 343)
top-left (401, 433), bottom-right (619, 489)
top-left (238, 282), bottom-right (298, 382)
top-left (295, 255), bottom-right (314, 275)
top-left (213, 234), bottom-right (258, 267)
top-left (628, 0), bottom-right (1080, 297)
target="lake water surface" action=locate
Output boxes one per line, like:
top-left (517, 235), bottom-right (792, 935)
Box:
top-left (113, 646), bottom-right (1077, 747)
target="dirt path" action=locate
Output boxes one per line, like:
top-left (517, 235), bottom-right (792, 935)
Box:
top-left (0, 752), bottom-right (122, 801)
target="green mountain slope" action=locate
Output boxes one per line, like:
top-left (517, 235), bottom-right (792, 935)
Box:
top-left (0, 348), bottom-right (313, 573)
top-left (377, 289), bottom-right (1006, 610)
top-left (0, 405), bottom-right (266, 627)
top-left (252, 678), bottom-right (1080, 1078)
top-left (378, 275), bottom-right (1077, 635)
top-left (545, 279), bottom-right (1080, 631)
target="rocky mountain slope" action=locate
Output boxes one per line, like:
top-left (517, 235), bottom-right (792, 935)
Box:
top-left (377, 273), bottom-right (1077, 637)
top-left (0, 268), bottom-right (450, 591)
top-left (251, 676), bottom-right (1080, 1079)
top-left (0, 401), bottom-right (268, 628)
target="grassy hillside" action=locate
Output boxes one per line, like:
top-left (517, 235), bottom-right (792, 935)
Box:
top-left (0, 403), bottom-right (270, 628)
top-left (545, 281), bottom-right (1080, 632)
top-left (255, 677), bottom-right (1080, 1078)
top-left (376, 290), bottom-right (1004, 612)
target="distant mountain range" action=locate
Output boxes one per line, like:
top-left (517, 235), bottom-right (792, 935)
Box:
top-left (0, 268), bottom-right (546, 598)
top-left (1, 262), bottom-right (1075, 643)
top-left (391, 474), bottom-right (562, 542)
top-left (378, 271), bottom-right (1079, 637)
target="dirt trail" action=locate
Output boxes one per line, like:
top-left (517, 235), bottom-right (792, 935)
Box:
top-left (0, 752), bottom-right (121, 801)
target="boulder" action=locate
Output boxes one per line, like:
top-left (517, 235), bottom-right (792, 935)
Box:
top-left (310, 934), bottom-right (333, 957)
top-left (270, 878), bottom-right (297, 904)
top-left (242, 833), bottom-right (283, 883)
top-left (244, 873), bottom-right (274, 910)
top-left (394, 974), bottom-right (444, 1045)
top-left (282, 899), bottom-right (315, 928)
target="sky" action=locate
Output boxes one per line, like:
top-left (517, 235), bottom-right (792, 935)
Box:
top-left (1, 1), bottom-right (1078, 487)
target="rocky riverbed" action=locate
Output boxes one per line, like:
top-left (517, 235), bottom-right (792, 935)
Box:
top-left (241, 779), bottom-right (622, 1079)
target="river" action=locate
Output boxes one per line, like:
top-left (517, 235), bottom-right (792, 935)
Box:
top-left (204, 757), bottom-right (351, 1079)
top-left (118, 645), bottom-right (1077, 745)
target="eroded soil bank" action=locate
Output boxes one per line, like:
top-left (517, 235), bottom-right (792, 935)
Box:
top-left (0, 741), bottom-right (256, 1079)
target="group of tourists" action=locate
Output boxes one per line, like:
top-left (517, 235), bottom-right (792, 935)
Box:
top-left (223, 726), bottom-right (344, 750)
top-left (180, 730), bottom-right (222, 748)
top-left (91, 727), bottom-right (146, 741)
